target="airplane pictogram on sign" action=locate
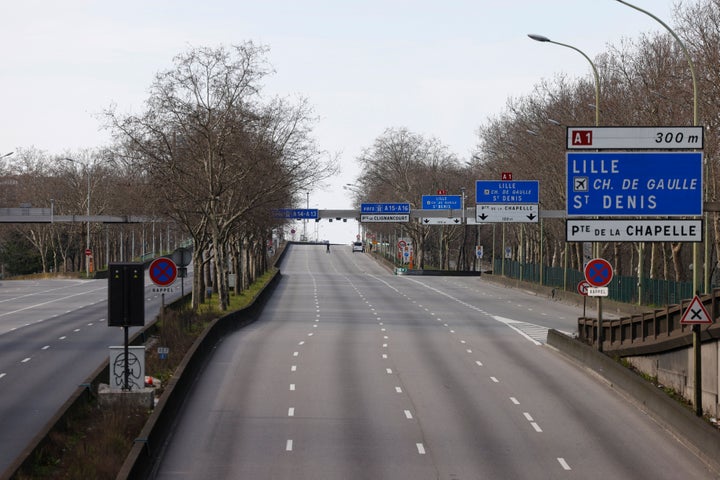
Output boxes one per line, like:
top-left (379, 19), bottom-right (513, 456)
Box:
top-left (680, 295), bottom-right (712, 325)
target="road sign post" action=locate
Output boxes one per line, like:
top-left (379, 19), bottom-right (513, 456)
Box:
top-left (108, 263), bottom-right (145, 391)
top-left (578, 280), bottom-right (590, 317)
top-left (584, 258), bottom-right (613, 352)
top-left (680, 295), bottom-right (713, 416)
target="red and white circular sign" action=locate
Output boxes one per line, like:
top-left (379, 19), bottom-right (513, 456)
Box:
top-left (584, 258), bottom-right (613, 287)
top-left (149, 258), bottom-right (178, 287)
top-left (577, 280), bottom-right (590, 296)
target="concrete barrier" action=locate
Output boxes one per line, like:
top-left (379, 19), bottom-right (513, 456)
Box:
top-left (547, 329), bottom-right (720, 474)
top-left (116, 269), bottom-right (281, 479)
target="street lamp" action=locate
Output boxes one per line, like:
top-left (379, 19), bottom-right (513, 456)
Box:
top-left (529, 33), bottom-right (604, 346)
top-left (613, 0), bottom-right (703, 297)
top-left (64, 158), bottom-right (91, 276)
top-left (528, 34), bottom-right (600, 127)
top-left (615, 0), bottom-right (704, 417)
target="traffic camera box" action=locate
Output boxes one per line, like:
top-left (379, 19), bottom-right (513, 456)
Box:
top-left (108, 263), bottom-right (145, 327)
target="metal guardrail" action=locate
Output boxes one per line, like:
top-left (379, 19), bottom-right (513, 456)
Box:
top-left (577, 288), bottom-right (720, 356)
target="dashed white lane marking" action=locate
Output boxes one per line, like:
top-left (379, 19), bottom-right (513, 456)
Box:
top-left (490, 376), bottom-right (499, 383)
top-left (395, 387), bottom-right (403, 393)
top-left (466, 349), bottom-right (473, 354)
top-left (58, 336), bottom-right (66, 340)
top-left (291, 365), bottom-right (297, 372)
top-left (510, 397), bottom-right (520, 405)
top-left (404, 410), bottom-right (413, 419)
top-left (386, 368), bottom-right (393, 374)
top-left (531, 422), bottom-right (543, 432)
top-left (289, 384), bottom-right (295, 391)
top-left (298, 341), bottom-right (305, 345)
top-left (523, 413), bottom-right (534, 422)
top-left (0, 373), bottom-right (6, 379)
top-left (41, 345), bottom-right (50, 350)
top-left (288, 408), bottom-right (295, 417)
top-left (557, 458), bottom-right (571, 470)
top-left (21, 358), bottom-right (31, 363)
top-left (382, 354), bottom-right (388, 359)
top-left (416, 443), bottom-right (426, 455)
top-left (293, 351), bottom-right (299, 357)
top-left (73, 328), bottom-right (80, 332)
top-left (382, 343), bottom-right (388, 348)
top-left (286, 439), bottom-right (293, 451)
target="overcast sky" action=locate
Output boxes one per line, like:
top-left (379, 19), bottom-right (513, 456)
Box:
top-left (1, 1), bottom-right (681, 242)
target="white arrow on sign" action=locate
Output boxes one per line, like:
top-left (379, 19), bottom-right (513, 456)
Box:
top-left (476, 204), bottom-right (539, 223)
top-left (421, 217), bottom-right (462, 225)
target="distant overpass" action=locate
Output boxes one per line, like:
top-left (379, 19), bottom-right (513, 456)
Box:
top-left (0, 208), bottom-right (147, 223)
top-left (0, 207), bottom-right (570, 224)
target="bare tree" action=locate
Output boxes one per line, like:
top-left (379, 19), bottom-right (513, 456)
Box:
top-left (106, 43), bottom-right (335, 309)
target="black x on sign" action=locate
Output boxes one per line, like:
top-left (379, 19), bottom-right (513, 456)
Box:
top-left (680, 295), bottom-right (712, 325)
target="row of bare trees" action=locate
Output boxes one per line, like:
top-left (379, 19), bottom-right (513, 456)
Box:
top-left (0, 43), bottom-right (336, 312)
top-left (105, 43), bottom-right (336, 310)
top-left (351, 1), bottom-right (720, 290)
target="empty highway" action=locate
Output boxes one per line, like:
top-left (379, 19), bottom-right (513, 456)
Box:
top-left (154, 244), bottom-right (716, 479)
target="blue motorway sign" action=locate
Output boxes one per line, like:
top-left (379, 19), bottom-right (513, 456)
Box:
top-left (475, 180), bottom-right (539, 204)
top-left (422, 195), bottom-right (462, 210)
top-left (566, 152), bottom-right (703, 217)
top-left (361, 203), bottom-right (410, 214)
top-left (273, 208), bottom-right (319, 219)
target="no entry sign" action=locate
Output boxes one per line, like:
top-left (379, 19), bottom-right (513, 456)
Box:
top-left (584, 258), bottom-right (613, 287)
top-left (149, 258), bottom-right (178, 287)
top-left (577, 280), bottom-right (590, 296)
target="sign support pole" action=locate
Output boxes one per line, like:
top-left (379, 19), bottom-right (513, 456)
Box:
top-left (597, 297), bottom-right (603, 352)
top-left (124, 325), bottom-right (130, 391)
top-left (693, 324), bottom-right (702, 416)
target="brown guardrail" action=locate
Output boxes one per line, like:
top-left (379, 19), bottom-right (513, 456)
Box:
top-left (578, 288), bottom-right (720, 356)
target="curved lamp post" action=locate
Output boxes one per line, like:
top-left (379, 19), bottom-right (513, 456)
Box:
top-left (528, 34), bottom-right (600, 127)
top-left (615, 0), bottom-right (704, 417)
top-left (614, 0), bottom-right (704, 296)
top-left (529, 33), bottom-right (605, 349)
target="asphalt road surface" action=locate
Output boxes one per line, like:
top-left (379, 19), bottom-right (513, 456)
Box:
top-left (154, 244), bottom-right (717, 479)
top-left (0, 271), bottom-right (187, 472)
